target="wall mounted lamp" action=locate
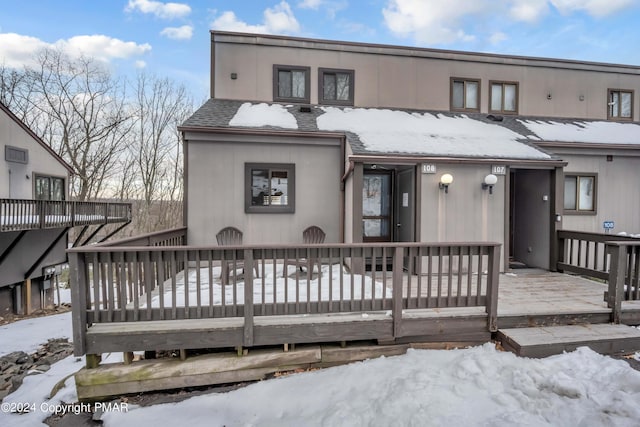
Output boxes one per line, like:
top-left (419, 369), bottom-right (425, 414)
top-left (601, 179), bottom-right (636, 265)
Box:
top-left (439, 173), bottom-right (453, 193)
top-left (482, 174), bottom-right (498, 194)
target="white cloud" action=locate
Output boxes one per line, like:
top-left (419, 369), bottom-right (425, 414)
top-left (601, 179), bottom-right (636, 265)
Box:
top-left (160, 25), bottom-right (194, 40)
top-left (135, 60), bottom-right (147, 68)
top-left (0, 33), bottom-right (49, 68)
top-left (211, 1), bottom-right (301, 35)
top-left (125, 0), bottom-right (191, 20)
top-left (298, 0), bottom-right (323, 9)
top-left (509, 0), bottom-right (549, 22)
top-left (550, 0), bottom-right (636, 17)
top-left (489, 31), bottom-right (508, 44)
top-left (0, 33), bottom-right (151, 68)
top-left (58, 35), bottom-right (151, 62)
top-left (382, 0), bottom-right (486, 44)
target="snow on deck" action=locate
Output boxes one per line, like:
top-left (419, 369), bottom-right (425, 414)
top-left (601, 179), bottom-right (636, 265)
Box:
top-left (136, 264), bottom-right (385, 308)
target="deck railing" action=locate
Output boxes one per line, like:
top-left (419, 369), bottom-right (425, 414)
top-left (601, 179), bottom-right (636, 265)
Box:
top-left (68, 233), bottom-right (501, 355)
top-left (607, 242), bottom-right (640, 323)
top-left (0, 199), bottom-right (132, 232)
top-left (556, 230), bottom-right (638, 279)
top-left (557, 230), bottom-right (640, 322)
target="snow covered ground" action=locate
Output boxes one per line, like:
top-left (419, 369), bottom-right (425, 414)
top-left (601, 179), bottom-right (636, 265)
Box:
top-left (3, 311), bottom-right (640, 426)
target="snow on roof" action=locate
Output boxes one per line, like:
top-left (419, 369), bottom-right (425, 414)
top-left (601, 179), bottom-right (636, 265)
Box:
top-left (317, 107), bottom-right (551, 159)
top-left (229, 102), bottom-right (297, 129)
top-left (519, 119), bottom-right (640, 144)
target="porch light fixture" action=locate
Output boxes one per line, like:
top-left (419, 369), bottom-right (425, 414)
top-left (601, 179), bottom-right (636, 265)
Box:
top-left (482, 174), bottom-right (498, 194)
top-left (439, 173), bottom-right (453, 193)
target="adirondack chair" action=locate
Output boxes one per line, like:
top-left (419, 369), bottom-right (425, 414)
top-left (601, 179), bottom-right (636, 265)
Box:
top-left (216, 226), bottom-right (259, 285)
top-left (283, 226), bottom-right (326, 277)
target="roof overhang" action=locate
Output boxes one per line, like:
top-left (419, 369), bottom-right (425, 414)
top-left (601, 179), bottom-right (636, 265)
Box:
top-left (0, 101), bottom-right (75, 174)
top-left (348, 154), bottom-right (567, 168)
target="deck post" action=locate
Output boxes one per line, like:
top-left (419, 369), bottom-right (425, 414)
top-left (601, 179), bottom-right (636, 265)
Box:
top-left (243, 249), bottom-right (254, 348)
top-left (392, 246), bottom-right (403, 339)
top-left (69, 251), bottom-right (88, 356)
top-left (607, 243), bottom-right (625, 324)
top-left (556, 232), bottom-right (566, 272)
top-left (486, 244), bottom-right (501, 332)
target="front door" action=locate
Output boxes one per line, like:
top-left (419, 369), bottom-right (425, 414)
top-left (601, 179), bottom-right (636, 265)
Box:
top-left (509, 169), bottom-right (552, 269)
top-left (362, 171), bottom-right (392, 242)
top-left (395, 167), bottom-right (415, 242)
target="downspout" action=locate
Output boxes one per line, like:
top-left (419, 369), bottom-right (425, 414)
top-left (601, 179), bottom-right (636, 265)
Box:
top-left (339, 138), bottom-right (353, 243)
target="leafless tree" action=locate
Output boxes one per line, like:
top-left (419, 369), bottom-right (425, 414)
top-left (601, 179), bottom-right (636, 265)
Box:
top-left (21, 49), bottom-right (133, 200)
top-left (128, 72), bottom-right (193, 231)
top-left (2, 51), bottom-right (198, 235)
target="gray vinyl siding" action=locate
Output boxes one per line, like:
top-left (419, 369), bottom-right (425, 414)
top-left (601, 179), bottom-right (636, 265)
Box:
top-left (186, 136), bottom-right (342, 245)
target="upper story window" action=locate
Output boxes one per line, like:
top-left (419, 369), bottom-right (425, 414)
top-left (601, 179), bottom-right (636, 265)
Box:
top-left (564, 173), bottom-right (596, 214)
top-left (319, 68), bottom-right (354, 105)
top-left (450, 78), bottom-right (480, 112)
top-left (245, 163), bottom-right (295, 213)
top-left (608, 89), bottom-right (633, 120)
top-left (273, 65), bottom-right (310, 103)
top-left (490, 81), bottom-right (518, 114)
top-left (35, 175), bottom-right (65, 201)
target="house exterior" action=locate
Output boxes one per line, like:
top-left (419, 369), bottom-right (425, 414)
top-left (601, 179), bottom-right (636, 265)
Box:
top-left (0, 101), bottom-right (131, 315)
top-left (179, 31), bottom-right (640, 272)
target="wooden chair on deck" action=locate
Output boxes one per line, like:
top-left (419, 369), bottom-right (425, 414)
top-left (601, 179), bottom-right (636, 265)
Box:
top-left (216, 227), bottom-right (259, 285)
top-left (283, 226), bottom-right (326, 277)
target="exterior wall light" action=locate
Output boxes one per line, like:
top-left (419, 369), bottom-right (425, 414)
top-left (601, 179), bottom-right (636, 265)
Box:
top-left (482, 174), bottom-right (498, 194)
top-left (439, 173), bottom-right (453, 193)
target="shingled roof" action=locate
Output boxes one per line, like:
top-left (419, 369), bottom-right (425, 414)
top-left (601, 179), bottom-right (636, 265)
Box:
top-left (180, 98), bottom-right (640, 160)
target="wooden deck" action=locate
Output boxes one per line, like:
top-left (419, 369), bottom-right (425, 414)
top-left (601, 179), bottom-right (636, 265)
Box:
top-left (68, 230), bottom-right (640, 400)
top-left (82, 269), bottom-right (624, 358)
top-left (76, 271), bottom-right (639, 401)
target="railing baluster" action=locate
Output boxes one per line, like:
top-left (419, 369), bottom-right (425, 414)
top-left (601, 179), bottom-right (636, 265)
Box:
top-left (208, 250), bottom-right (214, 318)
top-left (195, 250), bottom-right (202, 318)
top-left (466, 246), bottom-right (473, 306)
top-left (183, 250), bottom-right (190, 319)
top-left (170, 251), bottom-right (177, 320)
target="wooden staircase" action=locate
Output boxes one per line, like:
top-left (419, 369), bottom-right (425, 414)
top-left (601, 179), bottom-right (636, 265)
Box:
top-left (497, 324), bottom-right (640, 358)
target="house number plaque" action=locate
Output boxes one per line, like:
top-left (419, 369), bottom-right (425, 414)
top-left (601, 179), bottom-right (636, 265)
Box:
top-left (491, 165), bottom-right (507, 175)
top-left (422, 164), bottom-right (437, 174)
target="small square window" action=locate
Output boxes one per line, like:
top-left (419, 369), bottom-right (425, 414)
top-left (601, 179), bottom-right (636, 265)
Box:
top-left (319, 68), bottom-right (354, 105)
top-left (245, 163), bottom-right (295, 213)
top-left (564, 174), bottom-right (596, 214)
top-left (450, 78), bottom-right (480, 112)
top-left (489, 81), bottom-right (518, 114)
top-left (273, 65), bottom-right (310, 103)
top-left (608, 89), bottom-right (633, 120)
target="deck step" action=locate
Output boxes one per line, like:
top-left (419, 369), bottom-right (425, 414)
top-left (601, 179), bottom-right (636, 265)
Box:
top-left (497, 324), bottom-right (640, 358)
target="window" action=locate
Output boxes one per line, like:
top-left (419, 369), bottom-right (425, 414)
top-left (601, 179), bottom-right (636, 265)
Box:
top-left (34, 175), bottom-right (65, 201)
top-left (608, 89), bottom-right (633, 120)
top-left (245, 163), bottom-right (295, 213)
top-left (450, 78), bottom-right (480, 111)
top-left (273, 65), bottom-right (310, 103)
top-left (564, 174), bottom-right (596, 214)
top-left (5, 146), bottom-right (28, 164)
top-left (319, 68), bottom-right (354, 105)
top-left (490, 81), bottom-right (518, 114)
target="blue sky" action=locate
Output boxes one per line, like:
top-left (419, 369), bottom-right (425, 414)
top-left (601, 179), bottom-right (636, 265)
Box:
top-left (1, 0), bottom-right (640, 99)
